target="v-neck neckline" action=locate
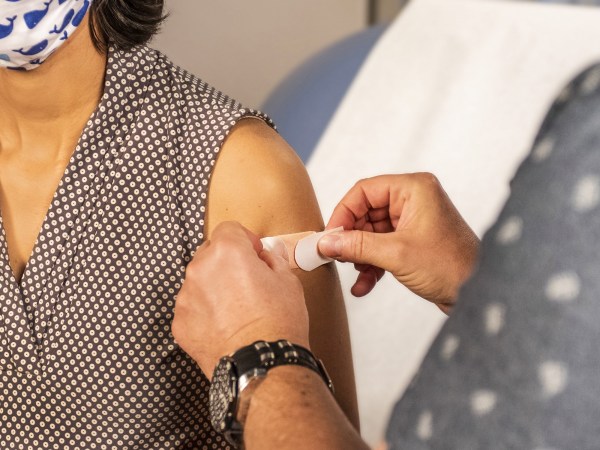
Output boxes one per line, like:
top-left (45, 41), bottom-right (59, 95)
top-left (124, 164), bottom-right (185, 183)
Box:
top-left (0, 45), bottom-right (151, 370)
top-left (0, 94), bottom-right (107, 366)
top-left (0, 96), bottom-right (106, 293)
top-left (0, 143), bottom-right (89, 290)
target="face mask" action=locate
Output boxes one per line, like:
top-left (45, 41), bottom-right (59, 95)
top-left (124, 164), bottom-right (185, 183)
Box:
top-left (0, 0), bottom-right (91, 71)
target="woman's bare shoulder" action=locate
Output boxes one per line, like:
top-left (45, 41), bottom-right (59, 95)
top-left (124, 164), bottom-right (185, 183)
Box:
top-left (204, 117), bottom-right (360, 427)
top-left (206, 117), bottom-right (323, 237)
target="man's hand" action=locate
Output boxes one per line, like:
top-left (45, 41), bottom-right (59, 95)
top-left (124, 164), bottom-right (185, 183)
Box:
top-left (318, 173), bottom-right (480, 313)
top-left (172, 221), bottom-right (310, 377)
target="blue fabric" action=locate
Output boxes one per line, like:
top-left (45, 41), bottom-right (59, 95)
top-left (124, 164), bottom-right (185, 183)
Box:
top-left (386, 63), bottom-right (600, 449)
top-left (262, 25), bottom-right (387, 163)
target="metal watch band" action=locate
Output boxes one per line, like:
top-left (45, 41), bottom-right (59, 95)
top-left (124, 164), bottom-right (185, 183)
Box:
top-left (217, 340), bottom-right (334, 448)
top-left (233, 340), bottom-right (334, 394)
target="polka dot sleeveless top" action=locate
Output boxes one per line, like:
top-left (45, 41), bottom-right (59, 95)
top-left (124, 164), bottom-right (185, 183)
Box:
top-left (0, 45), bottom-right (271, 449)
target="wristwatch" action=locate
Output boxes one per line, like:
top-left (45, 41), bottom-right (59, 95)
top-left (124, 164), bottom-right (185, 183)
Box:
top-left (209, 339), bottom-right (334, 447)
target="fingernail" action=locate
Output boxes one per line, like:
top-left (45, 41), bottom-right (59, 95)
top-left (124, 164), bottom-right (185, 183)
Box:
top-left (318, 234), bottom-right (342, 258)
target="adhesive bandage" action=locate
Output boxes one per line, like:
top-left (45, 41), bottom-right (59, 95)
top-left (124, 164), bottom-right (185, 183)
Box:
top-left (260, 227), bottom-right (344, 271)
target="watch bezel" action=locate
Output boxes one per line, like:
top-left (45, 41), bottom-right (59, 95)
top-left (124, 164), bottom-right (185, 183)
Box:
top-left (209, 356), bottom-right (240, 436)
top-left (238, 367), bottom-right (268, 393)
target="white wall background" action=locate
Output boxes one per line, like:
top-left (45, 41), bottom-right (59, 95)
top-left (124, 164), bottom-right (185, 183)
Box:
top-left (152, 0), bottom-right (368, 107)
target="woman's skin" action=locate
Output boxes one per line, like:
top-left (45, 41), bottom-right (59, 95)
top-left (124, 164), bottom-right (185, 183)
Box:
top-left (0, 15), bottom-right (105, 282)
top-left (205, 119), bottom-right (360, 427)
top-left (0, 14), bottom-right (360, 428)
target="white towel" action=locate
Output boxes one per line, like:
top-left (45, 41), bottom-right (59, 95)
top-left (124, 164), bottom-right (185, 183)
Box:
top-left (307, 0), bottom-right (600, 444)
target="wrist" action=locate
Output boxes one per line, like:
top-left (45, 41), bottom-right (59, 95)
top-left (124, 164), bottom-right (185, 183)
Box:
top-left (248, 365), bottom-right (329, 412)
top-left (209, 340), bottom-right (332, 447)
top-left (242, 365), bottom-right (324, 424)
top-left (244, 365), bottom-right (367, 450)
top-left (448, 236), bottom-right (480, 303)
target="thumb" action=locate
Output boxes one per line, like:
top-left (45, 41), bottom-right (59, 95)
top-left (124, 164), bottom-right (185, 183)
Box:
top-left (318, 230), bottom-right (401, 271)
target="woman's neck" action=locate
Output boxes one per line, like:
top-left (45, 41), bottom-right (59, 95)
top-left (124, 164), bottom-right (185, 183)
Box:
top-left (0, 16), bottom-right (106, 161)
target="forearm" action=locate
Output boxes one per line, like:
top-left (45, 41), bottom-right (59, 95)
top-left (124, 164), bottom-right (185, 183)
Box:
top-left (297, 264), bottom-right (360, 428)
top-left (244, 365), bottom-right (369, 450)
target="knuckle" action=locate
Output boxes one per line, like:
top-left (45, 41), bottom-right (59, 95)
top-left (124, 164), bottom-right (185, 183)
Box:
top-left (416, 171), bottom-right (440, 187)
top-left (348, 230), bottom-right (367, 259)
top-left (352, 177), bottom-right (370, 191)
top-left (214, 221), bottom-right (246, 242)
top-left (184, 260), bottom-right (203, 284)
top-left (214, 220), bottom-right (236, 233)
top-left (412, 172), bottom-right (443, 198)
top-left (186, 256), bottom-right (201, 273)
top-left (207, 238), bottom-right (239, 265)
top-left (173, 296), bottom-right (188, 318)
top-left (187, 244), bottom-right (211, 269)
top-left (210, 238), bottom-right (228, 258)
top-left (171, 315), bottom-right (184, 342)
top-left (219, 220), bottom-right (242, 234)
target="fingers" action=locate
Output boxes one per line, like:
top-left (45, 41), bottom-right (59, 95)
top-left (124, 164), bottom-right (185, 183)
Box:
top-left (354, 263), bottom-right (385, 282)
top-left (326, 175), bottom-right (408, 230)
top-left (350, 266), bottom-right (384, 297)
top-left (259, 248), bottom-right (292, 273)
top-left (202, 221), bottom-right (299, 275)
top-left (318, 230), bottom-right (402, 273)
top-left (239, 225), bottom-right (264, 254)
top-left (209, 221), bottom-right (263, 254)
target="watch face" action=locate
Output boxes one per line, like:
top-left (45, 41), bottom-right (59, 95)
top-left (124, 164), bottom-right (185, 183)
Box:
top-left (209, 357), bottom-right (238, 433)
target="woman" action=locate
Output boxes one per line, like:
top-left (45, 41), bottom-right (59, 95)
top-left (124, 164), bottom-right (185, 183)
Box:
top-left (0, 1), bottom-right (358, 448)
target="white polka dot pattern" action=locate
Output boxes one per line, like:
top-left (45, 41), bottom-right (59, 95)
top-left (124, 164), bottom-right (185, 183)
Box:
top-left (470, 390), bottom-right (497, 416)
top-left (545, 271), bottom-right (581, 303)
top-left (571, 175), bottom-right (600, 212)
top-left (538, 361), bottom-right (569, 398)
top-left (484, 303), bottom-right (506, 336)
top-left (531, 136), bottom-right (555, 163)
top-left (439, 334), bottom-right (460, 361)
top-left (415, 410), bottom-right (433, 441)
top-left (0, 45), bottom-right (271, 449)
top-left (495, 216), bottom-right (523, 245)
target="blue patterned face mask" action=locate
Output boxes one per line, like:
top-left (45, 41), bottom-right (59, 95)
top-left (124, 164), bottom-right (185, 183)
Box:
top-left (0, 0), bottom-right (91, 71)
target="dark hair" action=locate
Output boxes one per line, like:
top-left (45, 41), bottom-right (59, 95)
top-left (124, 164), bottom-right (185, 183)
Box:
top-left (88, 0), bottom-right (168, 53)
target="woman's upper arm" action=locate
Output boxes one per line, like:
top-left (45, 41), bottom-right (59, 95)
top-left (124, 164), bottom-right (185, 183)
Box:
top-left (205, 118), bottom-right (360, 428)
